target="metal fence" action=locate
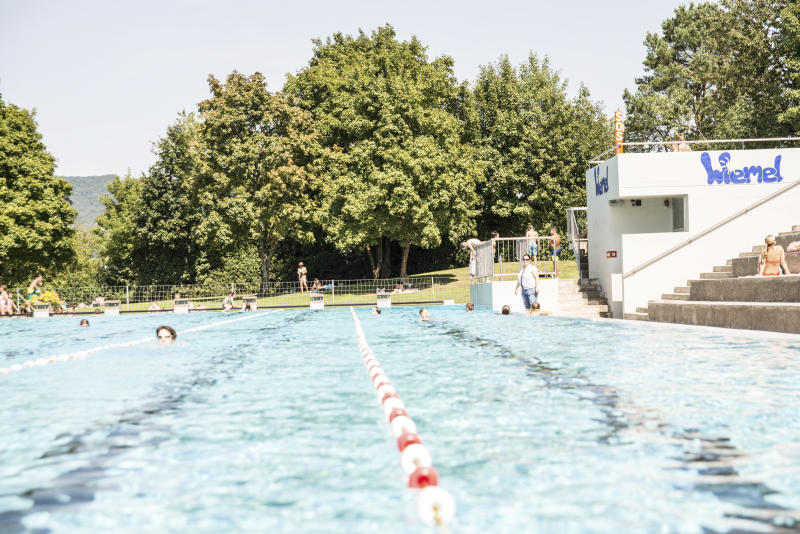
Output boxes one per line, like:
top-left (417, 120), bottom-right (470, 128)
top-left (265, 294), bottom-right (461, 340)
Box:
top-left (9, 276), bottom-right (467, 315)
top-left (473, 237), bottom-right (558, 282)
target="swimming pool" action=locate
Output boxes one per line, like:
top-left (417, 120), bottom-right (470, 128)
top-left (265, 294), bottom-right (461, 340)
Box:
top-left (1, 308), bottom-right (799, 532)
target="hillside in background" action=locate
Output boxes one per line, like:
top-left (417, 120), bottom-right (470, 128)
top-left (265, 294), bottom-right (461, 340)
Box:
top-left (61, 174), bottom-right (115, 227)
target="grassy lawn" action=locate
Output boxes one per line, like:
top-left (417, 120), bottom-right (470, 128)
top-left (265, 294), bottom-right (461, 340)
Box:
top-left (59, 260), bottom-right (577, 314)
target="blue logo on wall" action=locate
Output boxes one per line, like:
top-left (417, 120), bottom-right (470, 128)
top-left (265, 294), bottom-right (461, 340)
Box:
top-left (594, 165), bottom-right (608, 196)
top-left (701, 152), bottom-right (783, 184)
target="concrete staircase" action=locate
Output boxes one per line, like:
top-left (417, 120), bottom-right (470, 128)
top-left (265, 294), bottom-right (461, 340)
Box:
top-left (636, 224), bottom-right (800, 334)
top-left (555, 279), bottom-right (610, 319)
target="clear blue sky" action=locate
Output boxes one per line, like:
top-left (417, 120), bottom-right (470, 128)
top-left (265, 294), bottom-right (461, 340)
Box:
top-left (0, 0), bottom-right (688, 177)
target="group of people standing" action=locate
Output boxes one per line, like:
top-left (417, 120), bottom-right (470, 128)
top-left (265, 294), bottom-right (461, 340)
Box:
top-left (0, 275), bottom-right (43, 317)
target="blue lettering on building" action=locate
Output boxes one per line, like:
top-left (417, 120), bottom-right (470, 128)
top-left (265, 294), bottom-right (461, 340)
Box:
top-left (701, 152), bottom-right (783, 185)
top-left (594, 165), bottom-right (608, 196)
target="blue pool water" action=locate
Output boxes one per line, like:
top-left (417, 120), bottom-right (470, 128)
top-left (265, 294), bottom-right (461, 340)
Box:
top-left (1, 308), bottom-right (799, 533)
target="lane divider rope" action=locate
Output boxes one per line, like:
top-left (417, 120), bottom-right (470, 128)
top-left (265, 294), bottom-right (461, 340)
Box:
top-left (0, 311), bottom-right (277, 376)
top-left (350, 307), bottom-right (455, 527)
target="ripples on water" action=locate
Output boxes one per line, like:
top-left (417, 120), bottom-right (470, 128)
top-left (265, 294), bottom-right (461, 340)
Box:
top-left (1, 308), bottom-right (799, 533)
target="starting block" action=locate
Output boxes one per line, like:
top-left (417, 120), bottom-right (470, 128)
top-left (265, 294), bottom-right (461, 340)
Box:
top-left (33, 303), bottom-right (51, 318)
top-left (310, 293), bottom-right (324, 310)
top-left (104, 300), bottom-right (121, 316)
top-left (173, 298), bottom-right (189, 314)
top-left (377, 293), bottom-right (392, 308)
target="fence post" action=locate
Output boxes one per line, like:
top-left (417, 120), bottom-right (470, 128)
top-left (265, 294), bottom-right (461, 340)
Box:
top-left (431, 277), bottom-right (435, 300)
top-left (125, 286), bottom-right (130, 312)
top-left (332, 281), bottom-right (335, 305)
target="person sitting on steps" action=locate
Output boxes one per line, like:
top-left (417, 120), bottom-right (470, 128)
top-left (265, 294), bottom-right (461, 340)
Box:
top-left (759, 234), bottom-right (791, 276)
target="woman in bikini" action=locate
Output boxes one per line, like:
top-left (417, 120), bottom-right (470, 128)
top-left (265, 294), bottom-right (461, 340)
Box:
top-left (297, 262), bottom-right (308, 293)
top-left (759, 234), bottom-right (791, 276)
top-left (0, 285), bottom-right (9, 316)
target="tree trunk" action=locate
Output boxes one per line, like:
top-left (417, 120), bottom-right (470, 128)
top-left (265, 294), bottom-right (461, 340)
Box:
top-left (366, 245), bottom-right (377, 279)
top-left (367, 240), bottom-right (383, 279)
top-left (381, 237), bottom-right (391, 278)
top-left (259, 239), bottom-right (279, 290)
top-left (400, 239), bottom-right (411, 279)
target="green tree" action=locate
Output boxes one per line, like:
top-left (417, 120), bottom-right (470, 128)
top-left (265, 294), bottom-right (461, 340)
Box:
top-left (781, 0), bottom-right (800, 133)
top-left (0, 96), bottom-right (76, 285)
top-left (472, 54), bottom-right (611, 237)
top-left (50, 227), bottom-right (103, 287)
top-left (95, 174), bottom-right (144, 285)
top-left (624, 0), bottom-right (795, 145)
top-left (135, 112), bottom-right (203, 284)
top-left (197, 71), bottom-right (320, 287)
top-left (285, 25), bottom-right (481, 278)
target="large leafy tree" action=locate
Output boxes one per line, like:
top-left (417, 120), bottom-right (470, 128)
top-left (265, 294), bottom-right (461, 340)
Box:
top-left (95, 174), bottom-right (144, 285)
top-left (0, 96), bottom-right (76, 285)
top-left (197, 71), bottom-right (320, 287)
top-left (781, 0), bottom-right (800, 133)
top-left (134, 112), bottom-right (203, 284)
top-left (472, 54), bottom-right (610, 237)
top-left (624, 0), bottom-right (796, 145)
top-left (285, 25), bottom-right (481, 278)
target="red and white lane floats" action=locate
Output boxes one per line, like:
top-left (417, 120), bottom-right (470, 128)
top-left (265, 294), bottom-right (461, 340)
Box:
top-left (0, 311), bottom-right (273, 376)
top-left (350, 307), bottom-right (456, 527)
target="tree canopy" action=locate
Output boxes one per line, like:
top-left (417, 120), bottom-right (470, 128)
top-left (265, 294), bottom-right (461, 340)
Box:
top-left (472, 54), bottom-right (611, 237)
top-left (285, 25), bottom-right (481, 278)
top-left (197, 72), bottom-right (320, 287)
top-left (623, 0), bottom-right (798, 144)
top-left (0, 96), bottom-right (76, 285)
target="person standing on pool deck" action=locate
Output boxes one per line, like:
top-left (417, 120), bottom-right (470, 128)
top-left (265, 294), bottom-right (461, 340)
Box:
top-left (460, 238), bottom-right (482, 279)
top-left (297, 262), bottom-right (308, 293)
top-left (549, 227), bottom-right (561, 278)
top-left (526, 225), bottom-right (539, 263)
top-left (514, 254), bottom-right (539, 311)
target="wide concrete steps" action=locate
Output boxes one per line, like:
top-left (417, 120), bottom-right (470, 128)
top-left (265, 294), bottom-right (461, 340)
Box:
top-left (648, 300), bottom-right (800, 334)
top-left (556, 278), bottom-right (610, 319)
top-left (627, 224), bottom-right (800, 332)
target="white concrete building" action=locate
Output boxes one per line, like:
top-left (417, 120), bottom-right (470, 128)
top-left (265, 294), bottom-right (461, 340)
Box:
top-left (585, 147), bottom-right (800, 317)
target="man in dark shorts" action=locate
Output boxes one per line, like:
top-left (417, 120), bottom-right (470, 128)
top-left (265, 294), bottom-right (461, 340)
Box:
top-left (549, 227), bottom-right (561, 278)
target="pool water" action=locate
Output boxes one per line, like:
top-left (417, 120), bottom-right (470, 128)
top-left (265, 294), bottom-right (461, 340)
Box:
top-left (1, 308), bottom-right (799, 533)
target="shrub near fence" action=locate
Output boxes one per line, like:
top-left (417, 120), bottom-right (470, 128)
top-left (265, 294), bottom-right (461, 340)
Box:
top-left (11, 277), bottom-right (467, 314)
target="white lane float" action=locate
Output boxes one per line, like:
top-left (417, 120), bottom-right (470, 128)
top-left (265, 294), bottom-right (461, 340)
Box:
top-left (350, 307), bottom-right (455, 528)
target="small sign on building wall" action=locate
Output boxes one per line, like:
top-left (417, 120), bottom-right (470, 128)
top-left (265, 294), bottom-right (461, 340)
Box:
top-left (606, 251), bottom-right (617, 258)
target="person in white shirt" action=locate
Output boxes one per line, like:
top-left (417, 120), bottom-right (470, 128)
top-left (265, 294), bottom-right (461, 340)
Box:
top-left (514, 254), bottom-right (539, 311)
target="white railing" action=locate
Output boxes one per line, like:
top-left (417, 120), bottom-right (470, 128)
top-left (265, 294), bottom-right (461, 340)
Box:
top-left (590, 137), bottom-right (800, 164)
top-left (566, 207), bottom-right (588, 278)
top-left (473, 237), bottom-right (558, 283)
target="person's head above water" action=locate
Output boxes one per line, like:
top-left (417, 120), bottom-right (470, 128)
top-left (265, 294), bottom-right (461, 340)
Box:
top-left (79, 319), bottom-right (89, 327)
top-left (501, 305), bottom-right (511, 315)
top-left (419, 308), bottom-right (429, 321)
top-left (371, 306), bottom-right (381, 315)
top-left (465, 302), bottom-right (474, 312)
top-left (156, 325), bottom-right (177, 344)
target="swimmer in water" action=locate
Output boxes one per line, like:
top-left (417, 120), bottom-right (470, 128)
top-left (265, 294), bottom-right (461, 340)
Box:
top-left (79, 319), bottom-right (89, 327)
top-left (156, 325), bottom-right (176, 345)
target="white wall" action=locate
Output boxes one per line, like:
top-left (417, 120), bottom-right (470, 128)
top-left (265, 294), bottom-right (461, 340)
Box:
top-left (586, 148), bottom-right (800, 316)
top-left (470, 279), bottom-right (559, 313)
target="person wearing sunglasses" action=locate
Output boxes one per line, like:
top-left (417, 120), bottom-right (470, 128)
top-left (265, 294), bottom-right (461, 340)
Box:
top-left (156, 325), bottom-right (177, 344)
top-left (514, 254), bottom-right (539, 312)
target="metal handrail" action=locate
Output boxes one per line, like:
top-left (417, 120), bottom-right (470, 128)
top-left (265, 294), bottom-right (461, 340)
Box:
top-left (590, 137), bottom-right (800, 164)
top-left (623, 176), bottom-right (800, 279)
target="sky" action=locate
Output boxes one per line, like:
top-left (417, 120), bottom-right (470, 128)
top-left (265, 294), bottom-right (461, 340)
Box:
top-left (0, 0), bottom-right (689, 177)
